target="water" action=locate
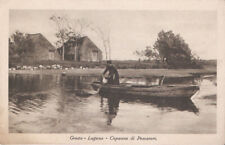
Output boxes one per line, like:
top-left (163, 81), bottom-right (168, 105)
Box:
top-left (9, 73), bottom-right (217, 133)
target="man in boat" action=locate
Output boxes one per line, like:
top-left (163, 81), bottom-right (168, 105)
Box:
top-left (102, 60), bottom-right (120, 85)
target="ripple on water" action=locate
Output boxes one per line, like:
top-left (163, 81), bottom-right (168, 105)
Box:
top-left (9, 74), bottom-right (217, 133)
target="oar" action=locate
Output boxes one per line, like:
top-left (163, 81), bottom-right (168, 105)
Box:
top-left (159, 75), bottom-right (165, 86)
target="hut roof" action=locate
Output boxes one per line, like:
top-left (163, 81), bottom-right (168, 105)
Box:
top-left (26, 33), bottom-right (56, 51)
top-left (82, 36), bottom-right (100, 52)
top-left (58, 36), bottom-right (101, 52)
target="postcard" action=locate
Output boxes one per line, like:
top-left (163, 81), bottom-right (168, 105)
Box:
top-left (0, 0), bottom-right (224, 144)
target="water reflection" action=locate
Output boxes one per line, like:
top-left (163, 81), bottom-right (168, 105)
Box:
top-left (9, 74), bottom-right (55, 94)
top-left (163, 76), bottom-right (197, 85)
top-left (123, 97), bottom-right (199, 113)
top-left (62, 75), bottom-right (99, 96)
top-left (100, 96), bottom-right (120, 125)
top-left (9, 92), bottom-right (48, 114)
top-left (99, 93), bottom-right (199, 125)
top-left (8, 73), bottom-right (216, 133)
top-left (9, 74), bottom-right (98, 115)
top-left (202, 75), bottom-right (217, 86)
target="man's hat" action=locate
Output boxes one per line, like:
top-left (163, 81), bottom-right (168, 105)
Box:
top-left (106, 60), bottom-right (112, 64)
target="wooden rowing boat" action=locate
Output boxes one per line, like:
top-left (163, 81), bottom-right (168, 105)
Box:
top-left (92, 82), bottom-right (199, 99)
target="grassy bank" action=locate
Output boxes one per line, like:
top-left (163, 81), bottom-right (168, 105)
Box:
top-left (9, 67), bottom-right (216, 78)
top-left (9, 59), bottom-right (216, 69)
top-left (9, 59), bottom-right (216, 78)
top-left (9, 60), bottom-right (168, 69)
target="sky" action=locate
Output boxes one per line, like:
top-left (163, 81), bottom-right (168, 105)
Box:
top-left (9, 10), bottom-right (217, 60)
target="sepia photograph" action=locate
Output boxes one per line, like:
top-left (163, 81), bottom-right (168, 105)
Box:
top-left (8, 9), bottom-right (217, 134)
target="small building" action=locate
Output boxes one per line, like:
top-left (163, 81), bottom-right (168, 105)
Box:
top-left (58, 36), bottom-right (102, 62)
top-left (25, 33), bottom-right (61, 61)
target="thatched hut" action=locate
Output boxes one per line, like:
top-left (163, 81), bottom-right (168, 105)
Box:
top-left (58, 36), bottom-right (102, 62)
top-left (25, 33), bottom-right (61, 61)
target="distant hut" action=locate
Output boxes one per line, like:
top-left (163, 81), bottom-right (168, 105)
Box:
top-left (25, 33), bottom-right (61, 61)
top-left (58, 36), bottom-right (102, 62)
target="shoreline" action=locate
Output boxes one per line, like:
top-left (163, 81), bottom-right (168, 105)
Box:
top-left (8, 68), bottom-right (216, 78)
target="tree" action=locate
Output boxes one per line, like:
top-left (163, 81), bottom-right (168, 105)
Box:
top-left (134, 46), bottom-right (159, 61)
top-left (153, 30), bottom-right (197, 68)
top-left (50, 15), bottom-right (69, 60)
top-left (50, 15), bottom-right (91, 61)
top-left (90, 24), bottom-right (111, 60)
top-left (66, 18), bottom-right (91, 60)
top-left (9, 31), bottom-right (34, 59)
